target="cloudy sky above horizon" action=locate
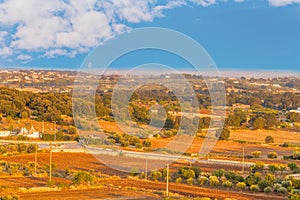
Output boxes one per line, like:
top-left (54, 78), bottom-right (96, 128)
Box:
top-left (0, 0), bottom-right (300, 71)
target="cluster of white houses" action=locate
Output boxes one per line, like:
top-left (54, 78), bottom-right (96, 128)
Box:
top-left (0, 126), bottom-right (41, 138)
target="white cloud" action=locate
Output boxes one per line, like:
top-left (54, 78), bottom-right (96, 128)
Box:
top-left (268, 0), bottom-right (300, 6)
top-left (189, 0), bottom-right (216, 7)
top-left (44, 49), bottom-right (68, 58)
top-left (0, 46), bottom-right (12, 57)
top-left (17, 54), bottom-right (32, 60)
top-left (1, 0), bottom-right (294, 60)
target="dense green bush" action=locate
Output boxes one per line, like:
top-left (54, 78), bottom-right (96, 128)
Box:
top-left (250, 184), bottom-right (260, 192)
top-left (198, 176), bottom-right (208, 185)
top-left (187, 177), bottom-right (194, 185)
top-left (178, 167), bottom-right (196, 179)
top-left (250, 162), bottom-right (264, 172)
top-left (150, 170), bottom-right (162, 181)
top-left (252, 151), bottom-right (261, 158)
top-left (245, 172), bottom-right (262, 186)
top-left (209, 176), bottom-right (220, 187)
top-left (278, 187), bottom-right (288, 194)
top-left (267, 152), bottom-right (278, 159)
top-left (236, 182), bottom-right (246, 191)
top-left (175, 177), bottom-right (182, 183)
top-left (222, 180), bottom-right (232, 188)
top-left (264, 186), bottom-right (273, 194)
top-left (0, 195), bottom-right (19, 200)
top-left (72, 171), bottom-right (94, 185)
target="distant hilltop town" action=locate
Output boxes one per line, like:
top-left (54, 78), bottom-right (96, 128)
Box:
top-left (0, 69), bottom-right (299, 95)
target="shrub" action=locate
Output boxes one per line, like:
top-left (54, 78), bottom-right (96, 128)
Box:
top-left (175, 177), bottom-right (182, 183)
top-left (274, 183), bottom-right (282, 192)
top-left (130, 168), bottom-right (140, 176)
top-left (250, 162), bottom-right (264, 172)
top-left (236, 182), bottom-right (246, 191)
top-left (224, 171), bottom-right (244, 183)
top-left (288, 163), bottom-right (299, 173)
top-left (265, 136), bottom-right (274, 143)
top-left (250, 184), bottom-right (260, 192)
top-left (293, 147), bottom-right (300, 159)
top-left (291, 179), bottom-right (300, 188)
top-left (198, 176), bottom-right (208, 185)
top-left (264, 186), bottom-right (273, 194)
top-left (279, 164), bottom-right (287, 174)
top-left (268, 164), bottom-right (279, 174)
top-left (0, 195), bottom-right (19, 200)
top-left (151, 170), bottom-right (162, 181)
top-left (289, 190), bottom-right (300, 200)
top-left (282, 180), bottom-right (292, 188)
top-left (278, 187), bottom-right (287, 194)
top-left (187, 177), bottom-right (194, 185)
top-left (222, 180), bottom-right (232, 188)
top-left (252, 151), bottom-right (261, 158)
top-left (212, 169), bottom-right (224, 178)
top-left (267, 152), bottom-right (278, 159)
top-left (209, 176), bottom-right (220, 187)
top-left (265, 173), bottom-right (276, 184)
top-left (245, 172), bottom-right (262, 186)
top-left (72, 171), bottom-right (94, 185)
top-left (258, 179), bottom-right (272, 191)
top-left (178, 167), bottom-right (195, 179)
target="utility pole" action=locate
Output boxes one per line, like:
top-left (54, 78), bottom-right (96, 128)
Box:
top-left (145, 158), bottom-right (148, 180)
top-left (42, 120), bottom-right (44, 133)
top-left (34, 142), bottom-right (38, 175)
top-left (166, 164), bottom-right (169, 197)
top-left (242, 147), bottom-right (245, 173)
top-left (54, 121), bottom-right (56, 146)
top-left (49, 142), bottom-right (52, 183)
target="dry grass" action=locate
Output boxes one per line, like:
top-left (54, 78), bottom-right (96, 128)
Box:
top-left (230, 129), bottom-right (300, 144)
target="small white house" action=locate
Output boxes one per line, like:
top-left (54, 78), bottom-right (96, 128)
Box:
top-left (0, 131), bottom-right (10, 137)
top-left (18, 127), bottom-right (28, 135)
top-left (27, 131), bottom-right (40, 138)
top-left (18, 126), bottom-right (41, 138)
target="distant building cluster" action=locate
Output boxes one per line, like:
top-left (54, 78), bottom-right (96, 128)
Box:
top-left (0, 126), bottom-right (41, 138)
top-left (290, 107), bottom-right (300, 114)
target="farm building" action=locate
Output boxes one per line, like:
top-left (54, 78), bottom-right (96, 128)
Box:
top-left (18, 126), bottom-right (41, 138)
top-left (0, 131), bottom-right (10, 137)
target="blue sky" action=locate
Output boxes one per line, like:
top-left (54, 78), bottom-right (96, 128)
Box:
top-left (0, 0), bottom-right (300, 72)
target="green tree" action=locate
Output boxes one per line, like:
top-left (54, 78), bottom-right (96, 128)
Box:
top-left (265, 113), bottom-right (278, 129)
top-left (68, 125), bottom-right (77, 134)
top-left (253, 117), bottom-right (265, 129)
top-left (216, 127), bottom-right (230, 140)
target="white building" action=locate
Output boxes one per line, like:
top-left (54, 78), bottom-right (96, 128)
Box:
top-left (290, 107), bottom-right (300, 114)
top-left (18, 127), bottom-right (28, 135)
top-left (18, 126), bottom-right (41, 138)
top-left (0, 131), bottom-right (10, 137)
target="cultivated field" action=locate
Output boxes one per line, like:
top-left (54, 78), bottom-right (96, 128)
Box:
top-left (230, 129), bottom-right (300, 144)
